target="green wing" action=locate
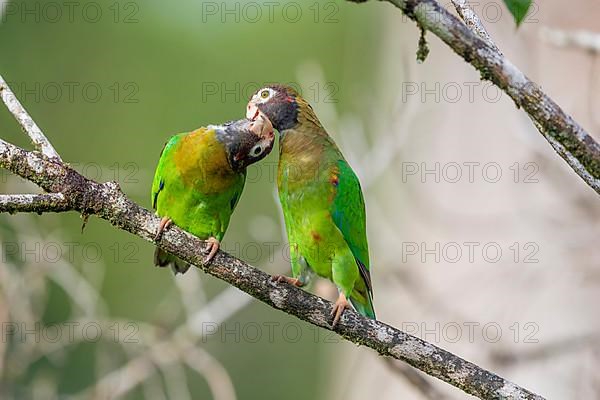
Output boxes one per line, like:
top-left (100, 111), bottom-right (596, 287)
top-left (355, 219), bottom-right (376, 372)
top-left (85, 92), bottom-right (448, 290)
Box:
top-left (330, 159), bottom-right (372, 297)
top-left (151, 134), bottom-right (181, 210)
top-left (150, 134), bottom-right (190, 274)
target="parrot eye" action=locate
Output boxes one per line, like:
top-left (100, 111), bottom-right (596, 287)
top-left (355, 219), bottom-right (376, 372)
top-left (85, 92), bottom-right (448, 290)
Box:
top-left (260, 90), bottom-right (270, 99)
top-left (250, 144), bottom-right (263, 157)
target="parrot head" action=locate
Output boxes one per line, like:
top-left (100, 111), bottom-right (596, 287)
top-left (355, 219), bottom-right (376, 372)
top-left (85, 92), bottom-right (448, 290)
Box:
top-left (246, 85), bottom-right (308, 132)
top-left (212, 116), bottom-right (274, 172)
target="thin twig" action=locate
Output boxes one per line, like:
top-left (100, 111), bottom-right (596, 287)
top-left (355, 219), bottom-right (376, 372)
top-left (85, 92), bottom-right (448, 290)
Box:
top-left (0, 74), bottom-right (61, 160)
top-left (450, 0), bottom-right (502, 55)
top-left (540, 28), bottom-right (600, 53)
top-left (183, 347), bottom-right (237, 400)
top-left (89, 336), bottom-right (237, 400)
top-left (187, 286), bottom-right (252, 336)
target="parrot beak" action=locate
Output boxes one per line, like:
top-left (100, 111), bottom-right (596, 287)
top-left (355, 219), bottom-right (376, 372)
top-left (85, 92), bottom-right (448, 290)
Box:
top-left (249, 113), bottom-right (274, 139)
top-left (246, 101), bottom-right (260, 121)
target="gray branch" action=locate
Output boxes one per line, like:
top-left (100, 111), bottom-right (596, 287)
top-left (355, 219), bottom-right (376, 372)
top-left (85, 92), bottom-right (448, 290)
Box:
top-left (0, 137), bottom-right (544, 399)
top-left (348, 0), bottom-right (600, 194)
top-left (0, 74), bottom-right (62, 160)
top-left (0, 193), bottom-right (69, 214)
top-left (450, 0), bottom-right (501, 54)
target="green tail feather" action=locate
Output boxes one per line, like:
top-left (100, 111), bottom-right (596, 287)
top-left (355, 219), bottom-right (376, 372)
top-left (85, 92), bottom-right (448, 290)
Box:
top-left (154, 248), bottom-right (191, 275)
top-left (350, 295), bottom-right (376, 320)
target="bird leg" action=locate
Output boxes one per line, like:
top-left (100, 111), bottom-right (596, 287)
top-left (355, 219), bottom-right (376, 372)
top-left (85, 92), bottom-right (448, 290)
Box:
top-left (203, 237), bottom-right (220, 264)
top-left (330, 292), bottom-right (350, 328)
top-left (154, 217), bottom-right (172, 241)
top-left (270, 275), bottom-right (304, 287)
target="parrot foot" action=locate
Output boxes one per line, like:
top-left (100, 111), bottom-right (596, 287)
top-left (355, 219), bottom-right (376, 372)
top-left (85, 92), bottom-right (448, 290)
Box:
top-left (203, 237), bottom-right (220, 264)
top-left (330, 292), bottom-right (350, 328)
top-left (270, 275), bottom-right (304, 287)
top-left (154, 217), bottom-right (172, 241)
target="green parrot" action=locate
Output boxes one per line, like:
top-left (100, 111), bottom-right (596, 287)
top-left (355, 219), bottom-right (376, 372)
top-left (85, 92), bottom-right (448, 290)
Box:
top-left (151, 117), bottom-right (274, 274)
top-left (246, 85), bottom-right (375, 326)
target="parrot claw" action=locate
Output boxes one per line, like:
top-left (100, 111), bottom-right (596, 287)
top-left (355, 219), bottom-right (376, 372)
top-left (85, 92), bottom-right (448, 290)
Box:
top-left (270, 275), bottom-right (304, 287)
top-left (330, 293), bottom-right (350, 328)
top-left (154, 217), bottom-right (172, 241)
top-left (203, 237), bottom-right (220, 264)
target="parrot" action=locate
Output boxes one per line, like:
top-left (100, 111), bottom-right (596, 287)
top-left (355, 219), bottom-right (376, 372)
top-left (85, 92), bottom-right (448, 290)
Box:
top-left (246, 85), bottom-right (375, 326)
top-left (151, 116), bottom-right (274, 274)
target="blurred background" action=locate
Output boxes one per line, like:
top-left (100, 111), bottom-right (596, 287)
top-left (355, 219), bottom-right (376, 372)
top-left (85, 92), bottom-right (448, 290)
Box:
top-left (0, 0), bottom-right (599, 398)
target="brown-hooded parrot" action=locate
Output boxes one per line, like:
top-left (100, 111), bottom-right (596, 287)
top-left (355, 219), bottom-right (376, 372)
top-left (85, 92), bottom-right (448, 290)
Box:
top-left (152, 117), bottom-right (274, 274)
top-left (246, 85), bottom-right (375, 326)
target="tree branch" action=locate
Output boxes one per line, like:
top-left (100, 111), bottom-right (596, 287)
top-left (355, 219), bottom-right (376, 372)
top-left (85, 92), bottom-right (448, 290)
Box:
top-left (540, 28), bottom-right (600, 53)
top-left (450, 0), bottom-right (501, 55)
top-left (0, 74), bottom-right (61, 160)
top-left (348, 0), bottom-right (600, 194)
top-left (0, 131), bottom-right (544, 399)
top-left (0, 193), bottom-right (69, 214)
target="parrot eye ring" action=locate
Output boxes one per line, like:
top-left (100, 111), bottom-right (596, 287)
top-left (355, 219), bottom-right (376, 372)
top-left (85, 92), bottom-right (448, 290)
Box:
top-left (251, 144), bottom-right (263, 156)
top-left (260, 90), bottom-right (270, 99)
